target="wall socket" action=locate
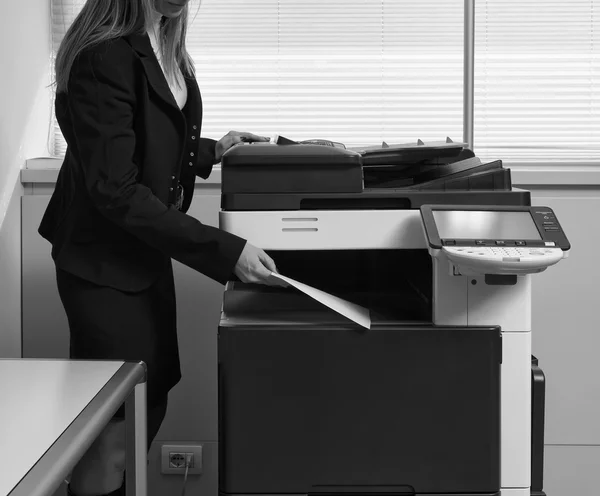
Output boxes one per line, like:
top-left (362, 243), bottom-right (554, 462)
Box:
top-left (160, 444), bottom-right (203, 475)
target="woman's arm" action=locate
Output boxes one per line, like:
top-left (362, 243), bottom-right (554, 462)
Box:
top-left (196, 137), bottom-right (218, 178)
top-left (67, 41), bottom-right (246, 284)
top-left (196, 133), bottom-right (270, 178)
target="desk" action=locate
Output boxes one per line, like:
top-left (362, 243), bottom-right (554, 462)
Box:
top-left (0, 359), bottom-right (147, 496)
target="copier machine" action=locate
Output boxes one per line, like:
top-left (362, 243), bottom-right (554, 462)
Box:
top-left (216, 139), bottom-right (571, 496)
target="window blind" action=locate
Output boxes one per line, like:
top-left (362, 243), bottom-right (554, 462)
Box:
top-left (50, 0), bottom-right (465, 156)
top-left (474, 0), bottom-right (599, 163)
top-left (50, 1), bottom-right (598, 164)
top-left (50, 0), bottom-right (84, 156)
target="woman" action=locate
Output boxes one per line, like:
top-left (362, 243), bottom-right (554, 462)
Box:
top-left (39, 0), bottom-right (278, 494)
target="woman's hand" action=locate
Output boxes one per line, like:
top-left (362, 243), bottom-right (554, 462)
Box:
top-left (215, 131), bottom-right (270, 163)
top-left (234, 242), bottom-right (280, 286)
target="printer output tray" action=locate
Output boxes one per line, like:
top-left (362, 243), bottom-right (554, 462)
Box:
top-left (221, 188), bottom-right (530, 211)
top-left (218, 309), bottom-right (502, 496)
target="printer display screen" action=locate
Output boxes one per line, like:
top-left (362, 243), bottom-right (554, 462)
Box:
top-left (432, 210), bottom-right (542, 240)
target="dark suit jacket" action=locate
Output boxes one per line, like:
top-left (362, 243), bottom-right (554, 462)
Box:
top-left (39, 33), bottom-right (246, 292)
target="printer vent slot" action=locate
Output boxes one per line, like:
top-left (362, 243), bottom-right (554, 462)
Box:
top-left (282, 217), bottom-right (319, 231)
top-left (282, 228), bottom-right (318, 232)
top-left (309, 486), bottom-right (416, 496)
top-left (299, 197), bottom-right (411, 210)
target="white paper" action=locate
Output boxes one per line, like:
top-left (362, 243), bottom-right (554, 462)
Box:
top-left (268, 273), bottom-right (371, 329)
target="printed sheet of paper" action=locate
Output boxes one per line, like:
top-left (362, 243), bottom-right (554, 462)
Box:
top-left (268, 273), bottom-right (371, 329)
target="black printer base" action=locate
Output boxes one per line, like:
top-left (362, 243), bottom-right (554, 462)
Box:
top-left (218, 324), bottom-right (502, 496)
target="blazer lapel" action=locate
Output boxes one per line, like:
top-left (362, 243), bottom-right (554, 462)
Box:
top-left (124, 33), bottom-right (183, 115)
top-left (184, 73), bottom-right (202, 127)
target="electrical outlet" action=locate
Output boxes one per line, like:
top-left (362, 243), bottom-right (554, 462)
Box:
top-left (160, 444), bottom-right (203, 475)
top-left (169, 452), bottom-right (189, 469)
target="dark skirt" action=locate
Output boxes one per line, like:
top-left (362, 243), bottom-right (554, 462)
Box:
top-left (55, 262), bottom-right (182, 416)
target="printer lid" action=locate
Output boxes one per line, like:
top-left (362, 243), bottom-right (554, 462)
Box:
top-left (222, 143), bottom-right (362, 167)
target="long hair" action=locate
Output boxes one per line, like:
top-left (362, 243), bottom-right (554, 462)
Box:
top-left (55, 0), bottom-right (195, 93)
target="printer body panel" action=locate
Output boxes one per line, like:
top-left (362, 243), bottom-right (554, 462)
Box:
top-left (219, 210), bottom-right (426, 250)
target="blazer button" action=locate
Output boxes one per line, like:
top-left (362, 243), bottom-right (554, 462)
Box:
top-left (190, 152), bottom-right (194, 156)
top-left (193, 125), bottom-right (197, 130)
top-left (169, 187), bottom-right (174, 191)
top-left (189, 162), bottom-right (193, 166)
top-left (171, 175), bottom-right (175, 180)
top-left (192, 136), bottom-right (196, 140)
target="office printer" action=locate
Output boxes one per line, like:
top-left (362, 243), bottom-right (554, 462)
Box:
top-left (217, 140), bottom-right (571, 496)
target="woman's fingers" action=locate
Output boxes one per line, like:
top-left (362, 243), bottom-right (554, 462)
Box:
top-left (228, 130), bottom-right (270, 142)
top-left (241, 132), bottom-right (271, 142)
top-left (259, 251), bottom-right (278, 274)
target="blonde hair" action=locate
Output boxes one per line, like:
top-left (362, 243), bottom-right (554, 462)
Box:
top-left (55, 0), bottom-right (195, 93)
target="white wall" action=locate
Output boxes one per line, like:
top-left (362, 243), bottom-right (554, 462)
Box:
top-left (0, 0), bottom-right (52, 357)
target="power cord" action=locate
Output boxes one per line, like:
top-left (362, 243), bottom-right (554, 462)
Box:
top-left (180, 453), bottom-right (192, 496)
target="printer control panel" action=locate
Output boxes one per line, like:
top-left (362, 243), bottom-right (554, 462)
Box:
top-left (445, 245), bottom-right (561, 259)
top-left (531, 207), bottom-right (563, 235)
top-left (443, 246), bottom-right (564, 274)
top-left (420, 205), bottom-right (570, 275)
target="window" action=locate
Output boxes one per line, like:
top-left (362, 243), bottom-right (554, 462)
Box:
top-left (189, 0), bottom-right (464, 150)
top-left (474, 0), bottom-right (599, 163)
top-left (51, 0), bottom-right (598, 164)
top-left (50, 0), bottom-right (465, 156)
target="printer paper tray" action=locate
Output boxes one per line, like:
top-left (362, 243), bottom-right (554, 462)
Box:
top-left (220, 283), bottom-right (431, 327)
top-left (220, 311), bottom-right (431, 329)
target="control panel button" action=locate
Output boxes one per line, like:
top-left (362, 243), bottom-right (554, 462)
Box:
top-left (495, 240), bottom-right (506, 245)
top-left (544, 226), bottom-right (560, 231)
top-left (476, 240), bottom-right (486, 245)
top-left (443, 240), bottom-right (456, 245)
top-left (515, 241), bottom-right (526, 246)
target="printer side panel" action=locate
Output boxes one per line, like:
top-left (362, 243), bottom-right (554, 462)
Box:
top-left (431, 254), bottom-right (532, 332)
top-left (432, 254), bottom-right (468, 326)
top-left (465, 274), bottom-right (533, 490)
top-left (499, 331), bottom-right (533, 491)
top-left (432, 256), bottom-right (533, 493)
top-left (466, 274), bottom-right (532, 332)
